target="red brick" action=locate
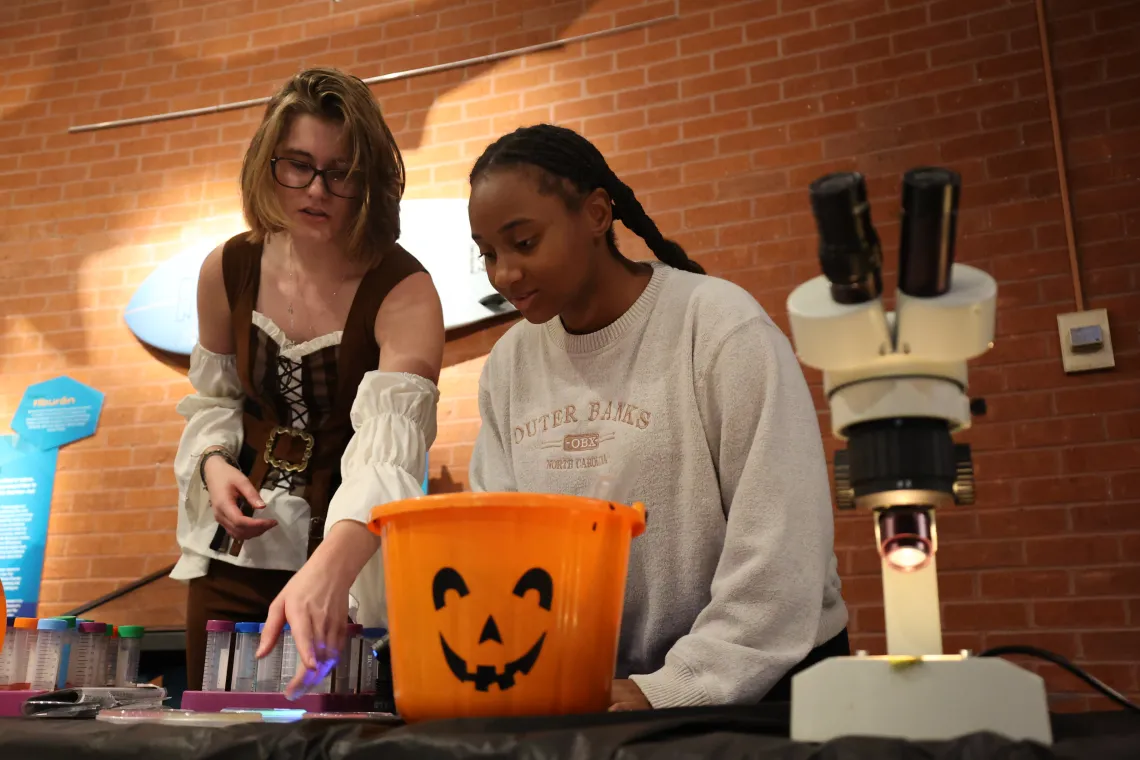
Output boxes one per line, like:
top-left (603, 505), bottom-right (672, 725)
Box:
top-left (854, 6), bottom-right (927, 39)
top-left (822, 81), bottom-right (896, 112)
top-left (815, 0), bottom-right (886, 26)
top-left (1025, 535), bottom-right (1120, 566)
top-left (1056, 381), bottom-right (1140, 415)
top-left (980, 569), bottom-right (1071, 599)
top-left (712, 1), bottom-right (779, 27)
top-left (713, 82), bottom-right (780, 112)
top-left (976, 507), bottom-right (1069, 539)
top-left (986, 631), bottom-right (1078, 658)
top-left (1073, 502), bottom-right (1140, 535)
top-left (943, 601), bottom-right (1029, 632)
top-left (1107, 50), bottom-right (1140, 81)
top-left (1082, 631), bottom-right (1140, 660)
top-left (783, 68), bottom-right (854, 98)
top-left (749, 53), bottom-right (820, 86)
top-left (744, 11), bottom-right (813, 42)
top-left (1063, 442), bottom-right (1140, 475)
top-left (719, 217), bottom-right (791, 247)
top-left (751, 98), bottom-right (820, 126)
top-left (856, 50), bottom-right (927, 84)
top-left (783, 23), bottom-right (853, 55)
top-left (1037, 598), bottom-right (1131, 629)
top-left (719, 125), bottom-right (787, 154)
top-left (938, 539), bottom-right (1025, 570)
top-left (969, 4), bottom-right (1037, 37)
top-left (1055, 60), bottom-right (1107, 92)
top-left (1073, 566), bottom-right (1140, 597)
top-left (819, 36), bottom-right (891, 69)
top-left (892, 19), bottom-right (968, 55)
top-left (617, 82), bottom-right (678, 110)
top-left (683, 199), bottom-right (752, 228)
top-left (647, 54), bottom-right (713, 83)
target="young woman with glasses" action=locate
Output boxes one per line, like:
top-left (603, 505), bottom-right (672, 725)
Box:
top-left (170, 67), bottom-right (444, 693)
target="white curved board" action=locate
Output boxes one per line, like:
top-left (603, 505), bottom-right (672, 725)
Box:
top-left (123, 199), bottom-right (515, 356)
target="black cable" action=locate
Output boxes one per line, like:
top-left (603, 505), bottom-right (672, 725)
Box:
top-left (61, 563), bottom-right (176, 617)
top-left (979, 645), bottom-right (1140, 713)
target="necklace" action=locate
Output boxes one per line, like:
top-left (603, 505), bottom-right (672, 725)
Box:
top-left (286, 241), bottom-right (350, 345)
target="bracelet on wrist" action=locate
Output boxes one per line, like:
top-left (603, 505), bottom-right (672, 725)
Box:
top-left (199, 448), bottom-right (237, 486)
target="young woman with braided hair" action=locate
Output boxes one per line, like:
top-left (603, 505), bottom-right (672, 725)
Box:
top-left (287, 124), bottom-right (847, 709)
top-left (465, 124), bottom-right (849, 710)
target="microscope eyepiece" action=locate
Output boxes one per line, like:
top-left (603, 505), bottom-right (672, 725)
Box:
top-left (899, 166), bottom-right (961, 298)
top-left (809, 171), bottom-right (884, 305)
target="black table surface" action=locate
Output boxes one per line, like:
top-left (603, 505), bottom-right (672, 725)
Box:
top-left (1, 705), bottom-right (1138, 759)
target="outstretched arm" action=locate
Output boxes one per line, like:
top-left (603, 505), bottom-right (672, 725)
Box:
top-left (259, 272), bottom-right (445, 698)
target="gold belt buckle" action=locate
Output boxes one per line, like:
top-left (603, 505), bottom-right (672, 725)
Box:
top-left (264, 426), bottom-right (315, 473)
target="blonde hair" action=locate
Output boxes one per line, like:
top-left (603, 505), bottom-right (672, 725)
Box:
top-left (240, 67), bottom-right (405, 262)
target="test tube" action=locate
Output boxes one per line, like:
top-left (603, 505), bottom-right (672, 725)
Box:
top-left (230, 623), bottom-right (260, 692)
top-left (335, 624), bottom-right (364, 694)
top-left (104, 626), bottom-right (119, 686)
top-left (7, 618), bottom-right (37, 690)
top-left (54, 616), bottom-right (76, 689)
top-left (92, 624), bottom-right (108, 688)
top-left (202, 620), bottom-right (234, 692)
top-left (28, 618), bottom-right (68, 691)
top-left (359, 627), bottom-right (386, 693)
top-left (0, 617), bottom-right (14, 689)
top-left (69, 622), bottom-right (105, 687)
top-left (278, 625), bottom-right (296, 693)
top-left (114, 625), bottom-right (144, 686)
top-left (254, 623), bottom-right (283, 693)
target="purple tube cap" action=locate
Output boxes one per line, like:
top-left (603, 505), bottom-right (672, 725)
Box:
top-left (205, 620), bottom-right (236, 632)
top-left (78, 622), bottom-right (107, 633)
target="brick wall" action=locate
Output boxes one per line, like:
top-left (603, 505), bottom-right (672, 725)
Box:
top-left (1, 0), bottom-right (1136, 709)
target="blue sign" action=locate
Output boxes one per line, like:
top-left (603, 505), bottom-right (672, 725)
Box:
top-left (0, 435), bottom-right (58, 617)
top-left (10, 376), bottom-right (104, 451)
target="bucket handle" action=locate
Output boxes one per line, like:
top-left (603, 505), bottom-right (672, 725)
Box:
top-left (628, 501), bottom-right (647, 536)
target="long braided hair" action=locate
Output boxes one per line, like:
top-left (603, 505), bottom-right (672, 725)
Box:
top-left (469, 124), bottom-right (706, 275)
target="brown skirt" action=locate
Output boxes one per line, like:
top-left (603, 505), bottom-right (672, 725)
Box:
top-left (185, 560), bottom-right (293, 692)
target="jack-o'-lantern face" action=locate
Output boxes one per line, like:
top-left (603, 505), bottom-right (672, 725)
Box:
top-left (432, 566), bottom-right (553, 692)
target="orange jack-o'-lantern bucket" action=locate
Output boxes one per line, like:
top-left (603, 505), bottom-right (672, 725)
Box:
top-left (369, 492), bottom-right (646, 723)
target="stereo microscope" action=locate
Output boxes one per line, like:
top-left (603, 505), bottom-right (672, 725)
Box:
top-left (786, 168), bottom-right (1052, 744)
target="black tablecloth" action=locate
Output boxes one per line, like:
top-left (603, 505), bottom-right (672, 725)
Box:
top-left (1, 706), bottom-right (1138, 759)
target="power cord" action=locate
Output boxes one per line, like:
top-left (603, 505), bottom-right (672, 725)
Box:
top-left (979, 645), bottom-right (1140, 713)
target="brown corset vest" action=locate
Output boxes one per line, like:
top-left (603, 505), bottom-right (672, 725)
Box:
top-left (210, 233), bottom-right (426, 559)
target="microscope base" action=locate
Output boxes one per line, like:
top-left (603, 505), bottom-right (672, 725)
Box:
top-left (790, 654), bottom-right (1053, 745)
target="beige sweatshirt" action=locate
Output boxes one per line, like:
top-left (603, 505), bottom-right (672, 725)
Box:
top-left (469, 262), bottom-right (847, 708)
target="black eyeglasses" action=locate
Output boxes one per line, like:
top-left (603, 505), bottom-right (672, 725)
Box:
top-left (270, 157), bottom-right (362, 199)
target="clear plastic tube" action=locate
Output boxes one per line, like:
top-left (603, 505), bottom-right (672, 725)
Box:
top-left (359, 627), bottom-right (386, 694)
top-left (335, 624), bottom-right (364, 694)
top-left (8, 618), bottom-right (38, 690)
top-left (202, 620), bottom-right (234, 692)
top-left (278, 626), bottom-right (296, 693)
top-left (254, 623), bottom-right (282, 693)
top-left (29, 619), bottom-right (68, 691)
top-left (55, 616), bottom-right (77, 689)
top-left (70, 622), bottom-right (106, 688)
top-left (0, 617), bottom-right (14, 689)
top-left (114, 626), bottom-right (144, 687)
top-left (104, 627), bottom-right (119, 687)
top-left (230, 623), bottom-right (259, 693)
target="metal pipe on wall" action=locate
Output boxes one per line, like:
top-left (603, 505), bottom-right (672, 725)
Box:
top-left (1034, 0), bottom-right (1085, 312)
top-left (67, 15), bottom-right (676, 135)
